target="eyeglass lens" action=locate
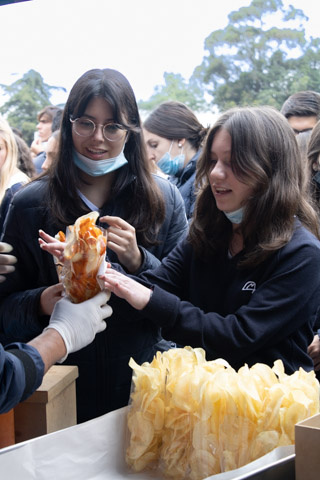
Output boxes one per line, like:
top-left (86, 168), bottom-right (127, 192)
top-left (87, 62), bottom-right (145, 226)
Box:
top-left (73, 118), bottom-right (125, 141)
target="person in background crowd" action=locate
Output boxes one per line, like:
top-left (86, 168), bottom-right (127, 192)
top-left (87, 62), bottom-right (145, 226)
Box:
top-left (41, 130), bottom-right (60, 172)
top-left (98, 106), bottom-right (320, 376)
top-left (31, 106), bottom-right (62, 173)
top-left (0, 117), bottom-right (30, 232)
top-left (305, 120), bottom-right (320, 378)
top-left (305, 120), bottom-right (320, 211)
top-left (0, 241), bottom-right (112, 414)
top-left (281, 90), bottom-right (320, 134)
top-left (296, 129), bottom-right (313, 193)
top-left (143, 101), bottom-right (208, 219)
top-left (13, 133), bottom-right (37, 178)
top-left (0, 68), bottom-right (188, 423)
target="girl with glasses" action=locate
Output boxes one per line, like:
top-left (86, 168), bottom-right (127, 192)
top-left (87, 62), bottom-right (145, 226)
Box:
top-left (0, 68), bottom-right (188, 423)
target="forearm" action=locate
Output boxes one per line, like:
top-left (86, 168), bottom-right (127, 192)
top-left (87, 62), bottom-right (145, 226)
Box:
top-left (1, 342), bottom-right (45, 412)
top-left (28, 329), bottom-right (67, 373)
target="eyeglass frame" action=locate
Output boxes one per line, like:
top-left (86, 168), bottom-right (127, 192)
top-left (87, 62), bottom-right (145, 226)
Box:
top-left (70, 117), bottom-right (127, 142)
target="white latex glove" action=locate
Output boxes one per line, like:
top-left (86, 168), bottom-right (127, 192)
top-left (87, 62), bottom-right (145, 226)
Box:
top-left (45, 290), bottom-right (112, 362)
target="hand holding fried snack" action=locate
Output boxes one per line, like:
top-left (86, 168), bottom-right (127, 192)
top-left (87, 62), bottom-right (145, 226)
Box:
top-left (62, 212), bottom-right (107, 303)
top-left (39, 212), bottom-right (107, 304)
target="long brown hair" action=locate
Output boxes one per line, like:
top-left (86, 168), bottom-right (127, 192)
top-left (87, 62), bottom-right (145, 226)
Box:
top-left (36, 69), bottom-right (165, 246)
top-left (189, 106), bottom-right (320, 267)
top-left (307, 120), bottom-right (320, 209)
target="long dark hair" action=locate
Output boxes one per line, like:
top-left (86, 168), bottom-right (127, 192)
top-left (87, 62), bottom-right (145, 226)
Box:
top-left (40, 68), bottom-right (165, 245)
top-left (189, 106), bottom-right (320, 267)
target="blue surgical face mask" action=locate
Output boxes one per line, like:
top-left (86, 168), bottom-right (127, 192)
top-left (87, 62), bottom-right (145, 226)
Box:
top-left (223, 206), bottom-right (245, 224)
top-left (73, 148), bottom-right (128, 177)
top-left (157, 141), bottom-right (185, 176)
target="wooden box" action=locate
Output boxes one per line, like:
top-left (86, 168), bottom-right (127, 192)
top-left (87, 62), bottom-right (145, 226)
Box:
top-left (14, 365), bottom-right (79, 444)
top-left (295, 413), bottom-right (320, 480)
top-left (0, 409), bottom-right (15, 448)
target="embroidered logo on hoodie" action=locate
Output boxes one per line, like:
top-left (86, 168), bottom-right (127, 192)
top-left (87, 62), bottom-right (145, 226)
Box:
top-left (242, 281), bottom-right (256, 293)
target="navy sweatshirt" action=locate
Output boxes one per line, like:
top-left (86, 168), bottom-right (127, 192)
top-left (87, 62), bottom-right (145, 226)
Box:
top-left (112, 222), bottom-right (320, 374)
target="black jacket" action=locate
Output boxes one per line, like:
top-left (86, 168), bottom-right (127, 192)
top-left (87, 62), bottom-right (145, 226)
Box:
top-left (0, 175), bottom-right (188, 422)
top-left (170, 150), bottom-right (200, 219)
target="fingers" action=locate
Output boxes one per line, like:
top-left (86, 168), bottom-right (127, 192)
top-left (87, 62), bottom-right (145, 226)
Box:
top-left (0, 242), bottom-right (13, 253)
top-left (99, 216), bottom-right (130, 229)
top-left (0, 264), bottom-right (16, 275)
top-left (0, 250), bottom-right (17, 277)
top-left (47, 283), bottom-right (64, 299)
top-left (97, 320), bottom-right (107, 333)
top-left (99, 269), bottom-right (124, 288)
top-left (314, 361), bottom-right (320, 371)
top-left (0, 253), bottom-right (17, 266)
top-left (39, 229), bottom-right (57, 243)
top-left (308, 336), bottom-right (320, 359)
top-left (39, 240), bottom-right (64, 259)
top-left (38, 230), bottom-right (65, 260)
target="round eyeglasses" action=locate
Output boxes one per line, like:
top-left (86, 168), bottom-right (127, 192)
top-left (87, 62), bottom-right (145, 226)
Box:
top-left (70, 117), bottom-right (127, 142)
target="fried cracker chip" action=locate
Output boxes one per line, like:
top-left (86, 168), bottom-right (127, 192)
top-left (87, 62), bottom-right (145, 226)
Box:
top-left (125, 347), bottom-right (320, 479)
top-left (59, 212), bottom-right (107, 303)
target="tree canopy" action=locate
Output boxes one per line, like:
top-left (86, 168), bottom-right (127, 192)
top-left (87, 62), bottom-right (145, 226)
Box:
top-left (191, 0), bottom-right (320, 111)
top-left (138, 72), bottom-right (208, 114)
top-left (0, 69), bottom-right (65, 145)
top-left (140, 0), bottom-right (320, 113)
top-left (1, 0), bottom-right (320, 129)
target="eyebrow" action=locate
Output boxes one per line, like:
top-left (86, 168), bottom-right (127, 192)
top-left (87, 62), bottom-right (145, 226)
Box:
top-left (293, 127), bottom-right (313, 134)
top-left (82, 113), bottom-right (114, 123)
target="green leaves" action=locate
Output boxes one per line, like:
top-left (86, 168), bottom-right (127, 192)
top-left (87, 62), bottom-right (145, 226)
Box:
top-left (0, 69), bottom-right (65, 145)
top-left (191, 0), bottom-right (319, 112)
top-left (138, 72), bottom-right (207, 114)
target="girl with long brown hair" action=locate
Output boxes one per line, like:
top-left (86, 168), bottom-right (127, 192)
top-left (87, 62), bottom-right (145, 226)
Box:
top-left (101, 106), bottom-right (320, 376)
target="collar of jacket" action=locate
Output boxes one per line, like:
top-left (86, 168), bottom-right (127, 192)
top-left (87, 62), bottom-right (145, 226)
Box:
top-left (172, 150), bottom-right (201, 183)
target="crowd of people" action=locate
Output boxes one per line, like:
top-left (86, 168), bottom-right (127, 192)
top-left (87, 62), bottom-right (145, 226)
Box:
top-left (1, 69), bottom-right (320, 422)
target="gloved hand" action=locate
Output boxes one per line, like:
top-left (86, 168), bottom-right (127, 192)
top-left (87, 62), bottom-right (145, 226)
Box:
top-left (45, 290), bottom-right (112, 362)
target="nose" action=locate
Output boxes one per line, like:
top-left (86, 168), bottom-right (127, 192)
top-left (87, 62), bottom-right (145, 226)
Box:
top-left (92, 124), bottom-right (105, 141)
top-left (209, 160), bottom-right (226, 180)
top-left (145, 145), bottom-right (154, 161)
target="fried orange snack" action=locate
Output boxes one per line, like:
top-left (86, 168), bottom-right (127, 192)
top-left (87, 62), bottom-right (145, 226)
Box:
top-left (59, 212), bottom-right (107, 303)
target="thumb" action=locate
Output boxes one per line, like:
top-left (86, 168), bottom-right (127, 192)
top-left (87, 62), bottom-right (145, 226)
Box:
top-left (100, 304), bottom-right (113, 320)
top-left (96, 320), bottom-right (107, 334)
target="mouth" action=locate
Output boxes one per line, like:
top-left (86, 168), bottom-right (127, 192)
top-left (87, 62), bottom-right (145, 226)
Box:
top-left (213, 186), bottom-right (232, 195)
top-left (86, 147), bottom-right (108, 159)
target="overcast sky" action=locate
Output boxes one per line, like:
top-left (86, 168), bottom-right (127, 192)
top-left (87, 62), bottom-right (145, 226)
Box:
top-left (0, 0), bottom-right (318, 108)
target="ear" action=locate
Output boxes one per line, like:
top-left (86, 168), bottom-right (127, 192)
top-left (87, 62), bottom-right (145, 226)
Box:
top-left (177, 138), bottom-right (186, 148)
